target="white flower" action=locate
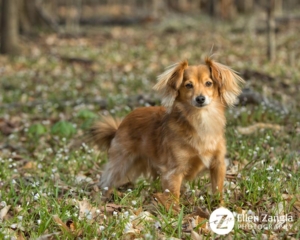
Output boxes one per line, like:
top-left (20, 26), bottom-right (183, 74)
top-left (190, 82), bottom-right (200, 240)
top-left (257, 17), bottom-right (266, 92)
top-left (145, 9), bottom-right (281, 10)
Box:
top-left (164, 189), bottom-right (170, 193)
top-left (10, 223), bottom-right (18, 229)
top-left (99, 225), bottom-right (105, 231)
top-left (131, 200), bottom-right (137, 206)
top-left (123, 211), bottom-right (129, 217)
top-left (266, 166), bottom-right (273, 171)
top-left (247, 210), bottom-right (254, 215)
top-left (37, 219), bottom-right (41, 225)
top-left (33, 193), bottom-right (40, 200)
top-left (154, 221), bottom-right (161, 229)
top-left (199, 196), bottom-right (204, 201)
top-left (103, 187), bottom-right (109, 191)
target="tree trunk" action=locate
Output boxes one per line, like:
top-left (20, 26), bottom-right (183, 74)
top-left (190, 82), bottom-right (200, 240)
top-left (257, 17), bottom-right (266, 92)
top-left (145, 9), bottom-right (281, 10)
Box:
top-left (0, 0), bottom-right (20, 55)
top-left (267, 0), bottom-right (276, 61)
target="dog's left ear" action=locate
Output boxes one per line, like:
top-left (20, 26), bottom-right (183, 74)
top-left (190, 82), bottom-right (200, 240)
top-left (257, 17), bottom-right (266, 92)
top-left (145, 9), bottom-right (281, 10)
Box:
top-left (205, 57), bottom-right (245, 107)
top-left (153, 60), bottom-right (188, 110)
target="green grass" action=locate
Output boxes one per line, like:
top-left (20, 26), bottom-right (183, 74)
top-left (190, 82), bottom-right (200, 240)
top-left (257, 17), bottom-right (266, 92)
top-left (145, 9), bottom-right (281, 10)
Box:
top-left (0, 14), bottom-right (300, 239)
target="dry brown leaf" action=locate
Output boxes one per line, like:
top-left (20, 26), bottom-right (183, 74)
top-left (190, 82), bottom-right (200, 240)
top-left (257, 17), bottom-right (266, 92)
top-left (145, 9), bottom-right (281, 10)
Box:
top-left (77, 198), bottom-right (98, 221)
top-left (36, 232), bottom-right (60, 240)
top-left (237, 123), bottom-right (282, 135)
top-left (192, 207), bottom-right (210, 219)
top-left (191, 230), bottom-right (203, 240)
top-left (100, 203), bottom-right (124, 214)
top-left (0, 205), bottom-right (11, 221)
top-left (22, 161), bottom-right (37, 170)
top-left (52, 215), bottom-right (72, 233)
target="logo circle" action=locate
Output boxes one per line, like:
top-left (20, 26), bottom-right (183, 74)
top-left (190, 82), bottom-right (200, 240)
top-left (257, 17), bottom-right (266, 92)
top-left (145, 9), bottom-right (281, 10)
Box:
top-left (209, 207), bottom-right (235, 235)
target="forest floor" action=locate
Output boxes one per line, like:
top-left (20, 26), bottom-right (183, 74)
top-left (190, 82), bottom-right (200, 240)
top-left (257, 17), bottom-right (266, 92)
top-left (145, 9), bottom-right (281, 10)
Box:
top-left (0, 14), bottom-right (299, 239)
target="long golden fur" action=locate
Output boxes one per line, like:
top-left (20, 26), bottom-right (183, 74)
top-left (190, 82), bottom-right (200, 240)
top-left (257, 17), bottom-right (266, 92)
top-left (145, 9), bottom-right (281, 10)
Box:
top-left (90, 57), bottom-right (244, 206)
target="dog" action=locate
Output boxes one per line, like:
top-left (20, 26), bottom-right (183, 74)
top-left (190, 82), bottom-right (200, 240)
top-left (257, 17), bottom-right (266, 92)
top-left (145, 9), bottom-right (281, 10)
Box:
top-left (90, 57), bottom-right (244, 208)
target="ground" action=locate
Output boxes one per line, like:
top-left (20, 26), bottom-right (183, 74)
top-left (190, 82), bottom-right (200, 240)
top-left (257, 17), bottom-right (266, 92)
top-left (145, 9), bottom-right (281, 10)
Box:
top-left (0, 14), bottom-right (299, 239)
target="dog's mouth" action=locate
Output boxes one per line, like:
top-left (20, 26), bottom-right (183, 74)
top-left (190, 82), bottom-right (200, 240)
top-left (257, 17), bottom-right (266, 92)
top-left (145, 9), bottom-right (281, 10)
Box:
top-left (192, 99), bottom-right (210, 108)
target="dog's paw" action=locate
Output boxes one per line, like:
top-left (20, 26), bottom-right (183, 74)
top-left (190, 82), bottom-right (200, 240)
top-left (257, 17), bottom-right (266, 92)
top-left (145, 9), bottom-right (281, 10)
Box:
top-left (153, 192), bottom-right (180, 214)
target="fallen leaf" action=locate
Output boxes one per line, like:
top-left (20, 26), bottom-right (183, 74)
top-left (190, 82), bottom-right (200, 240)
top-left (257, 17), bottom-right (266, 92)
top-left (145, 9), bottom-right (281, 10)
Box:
top-left (52, 215), bottom-right (71, 233)
top-left (191, 230), bottom-right (203, 240)
top-left (22, 161), bottom-right (37, 170)
top-left (100, 203), bottom-right (124, 214)
top-left (0, 205), bottom-right (11, 221)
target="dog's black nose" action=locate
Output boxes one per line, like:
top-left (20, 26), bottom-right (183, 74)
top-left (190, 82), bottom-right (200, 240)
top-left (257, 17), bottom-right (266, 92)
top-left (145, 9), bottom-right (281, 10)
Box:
top-left (196, 95), bottom-right (206, 104)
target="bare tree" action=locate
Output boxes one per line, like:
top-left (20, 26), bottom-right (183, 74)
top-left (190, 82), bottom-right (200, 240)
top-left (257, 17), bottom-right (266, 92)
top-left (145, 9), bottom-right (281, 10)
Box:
top-left (266, 0), bottom-right (276, 61)
top-left (0, 0), bottom-right (20, 55)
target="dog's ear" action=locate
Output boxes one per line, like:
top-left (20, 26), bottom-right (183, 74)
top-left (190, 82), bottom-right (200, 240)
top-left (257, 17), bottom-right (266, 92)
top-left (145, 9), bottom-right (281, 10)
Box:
top-left (205, 57), bottom-right (244, 107)
top-left (153, 60), bottom-right (188, 110)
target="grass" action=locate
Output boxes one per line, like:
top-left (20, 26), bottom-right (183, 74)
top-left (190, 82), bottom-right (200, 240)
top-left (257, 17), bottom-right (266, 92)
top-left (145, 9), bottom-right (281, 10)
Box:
top-left (0, 14), bottom-right (300, 239)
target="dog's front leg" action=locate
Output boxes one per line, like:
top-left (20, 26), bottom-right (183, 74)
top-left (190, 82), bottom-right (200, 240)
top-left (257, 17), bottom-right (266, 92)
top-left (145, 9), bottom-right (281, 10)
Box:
top-left (154, 172), bottom-right (183, 213)
top-left (210, 158), bottom-right (226, 205)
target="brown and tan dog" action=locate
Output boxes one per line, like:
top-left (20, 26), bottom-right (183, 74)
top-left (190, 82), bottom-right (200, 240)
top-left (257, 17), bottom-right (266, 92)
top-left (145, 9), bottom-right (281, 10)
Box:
top-left (90, 57), bottom-right (244, 208)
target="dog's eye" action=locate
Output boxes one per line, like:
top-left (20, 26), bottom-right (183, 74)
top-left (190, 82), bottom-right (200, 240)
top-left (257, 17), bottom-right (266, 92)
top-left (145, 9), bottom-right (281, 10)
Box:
top-left (185, 83), bottom-right (193, 89)
top-left (205, 81), bottom-right (213, 87)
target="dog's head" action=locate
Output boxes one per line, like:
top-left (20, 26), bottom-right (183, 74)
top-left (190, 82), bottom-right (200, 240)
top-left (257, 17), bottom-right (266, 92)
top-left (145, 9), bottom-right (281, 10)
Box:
top-left (153, 58), bottom-right (244, 110)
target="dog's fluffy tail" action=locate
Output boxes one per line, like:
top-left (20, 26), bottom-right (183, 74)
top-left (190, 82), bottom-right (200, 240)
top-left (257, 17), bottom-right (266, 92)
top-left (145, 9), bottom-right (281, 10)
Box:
top-left (89, 116), bottom-right (122, 150)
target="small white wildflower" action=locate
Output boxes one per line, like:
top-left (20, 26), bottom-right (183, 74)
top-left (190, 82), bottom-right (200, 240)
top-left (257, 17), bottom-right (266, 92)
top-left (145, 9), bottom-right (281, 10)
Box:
top-left (246, 190), bottom-right (250, 193)
top-left (10, 223), bottom-right (18, 229)
top-left (113, 211), bottom-right (118, 216)
top-left (11, 179), bottom-right (17, 184)
top-left (154, 221), bottom-right (161, 229)
top-left (131, 200), bottom-right (137, 206)
top-left (103, 187), bottom-right (108, 191)
top-left (123, 211), bottom-right (129, 217)
top-left (0, 201), bottom-right (7, 207)
top-left (276, 169), bottom-right (280, 172)
top-left (124, 222), bottom-right (133, 232)
top-left (247, 210), bottom-right (254, 215)
top-left (33, 193), bottom-right (40, 200)
top-left (199, 196), bottom-right (204, 201)
top-left (191, 189), bottom-right (195, 193)
top-left (37, 219), bottom-right (41, 225)
top-left (144, 233), bottom-right (152, 239)
top-left (266, 166), bottom-right (273, 171)
top-left (164, 189), bottom-right (170, 193)
top-left (288, 173), bottom-right (292, 178)
top-left (253, 167), bottom-right (257, 170)
top-left (17, 216), bottom-right (23, 221)
top-left (127, 189), bottom-right (132, 192)
top-left (237, 173), bottom-right (242, 179)
top-left (96, 209), bottom-right (101, 214)
top-left (267, 176), bottom-right (271, 181)
top-left (99, 225), bottom-right (105, 231)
